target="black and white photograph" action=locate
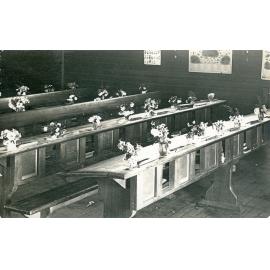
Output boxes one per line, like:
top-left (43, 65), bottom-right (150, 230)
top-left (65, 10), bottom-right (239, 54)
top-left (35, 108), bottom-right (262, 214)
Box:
top-left (1, 49), bottom-right (270, 219)
top-left (1, 1), bottom-right (269, 270)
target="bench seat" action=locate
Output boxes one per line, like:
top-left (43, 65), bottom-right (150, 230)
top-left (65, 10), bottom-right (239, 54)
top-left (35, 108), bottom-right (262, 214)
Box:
top-left (5, 178), bottom-right (98, 217)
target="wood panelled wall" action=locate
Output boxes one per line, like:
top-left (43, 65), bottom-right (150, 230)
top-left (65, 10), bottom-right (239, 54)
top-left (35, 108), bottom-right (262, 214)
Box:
top-left (2, 50), bottom-right (62, 95)
top-left (2, 50), bottom-right (270, 114)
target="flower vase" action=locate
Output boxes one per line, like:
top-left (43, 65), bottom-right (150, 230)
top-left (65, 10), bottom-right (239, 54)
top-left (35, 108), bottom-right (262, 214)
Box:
top-left (258, 111), bottom-right (264, 121)
top-left (50, 135), bottom-right (58, 140)
top-left (262, 105), bottom-right (267, 114)
top-left (234, 121), bottom-right (241, 129)
top-left (93, 122), bottom-right (101, 130)
top-left (208, 93), bottom-right (215, 102)
top-left (127, 157), bottom-right (138, 169)
top-left (193, 135), bottom-right (202, 144)
top-left (6, 141), bottom-right (17, 151)
top-left (159, 143), bottom-right (169, 157)
top-left (146, 111), bottom-right (155, 118)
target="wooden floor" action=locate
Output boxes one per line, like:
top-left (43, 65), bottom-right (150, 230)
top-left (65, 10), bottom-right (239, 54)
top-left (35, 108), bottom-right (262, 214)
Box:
top-left (12, 145), bottom-right (270, 218)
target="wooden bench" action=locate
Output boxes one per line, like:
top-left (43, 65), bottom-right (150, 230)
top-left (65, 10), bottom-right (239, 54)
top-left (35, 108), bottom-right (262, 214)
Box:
top-left (4, 178), bottom-right (98, 218)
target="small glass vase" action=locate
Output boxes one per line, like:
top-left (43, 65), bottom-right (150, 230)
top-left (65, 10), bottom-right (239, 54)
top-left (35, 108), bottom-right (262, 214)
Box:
top-left (6, 142), bottom-right (17, 151)
top-left (159, 143), bottom-right (169, 157)
top-left (146, 110), bottom-right (155, 118)
top-left (127, 157), bottom-right (138, 169)
top-left (193, 135), bottom-right (203, 144)
top-left (258, 111), bottom-right (264, 121)
top-left (208, 93), bottom-right (215, 102)
top-left (234, 121), bottom-right (241, 129)
top-left (93, 122), bottom-right (101, 130)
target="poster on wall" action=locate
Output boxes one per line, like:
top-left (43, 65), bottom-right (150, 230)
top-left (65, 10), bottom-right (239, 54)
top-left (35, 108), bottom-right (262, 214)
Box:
top-left (261, 50), bottom-right (270, 80)
top-left (144, 50), bottom-right (161, 65)
top-left (189, 50), bottom-right (232, 74)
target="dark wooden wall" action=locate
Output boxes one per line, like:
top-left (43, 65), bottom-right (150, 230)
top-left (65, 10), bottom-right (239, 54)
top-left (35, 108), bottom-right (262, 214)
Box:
top-left (2, 50), bottom-right (270, 114)
top-left (2, 50), bottom-right (62, 95)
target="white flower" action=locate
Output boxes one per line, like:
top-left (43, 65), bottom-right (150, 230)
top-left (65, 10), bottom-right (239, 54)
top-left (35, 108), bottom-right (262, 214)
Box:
top-left (88, 115), bottom-right (102, 124)
top-left (0, 128), bottom-right (21, 145)
top-left (254, 108), bottom-right (259, 115)
top-left (16, 85), bottom-right (29, 96)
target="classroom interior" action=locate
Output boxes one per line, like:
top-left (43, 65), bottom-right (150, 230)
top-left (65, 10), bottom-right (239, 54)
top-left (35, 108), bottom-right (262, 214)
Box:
top-left (1, 50), bottom-right (270, 218)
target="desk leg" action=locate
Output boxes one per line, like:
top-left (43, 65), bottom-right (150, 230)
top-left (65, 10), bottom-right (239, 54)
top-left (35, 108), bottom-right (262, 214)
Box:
top-left (0, 157), bottom-right (20, 217)
top-left (198, 162), bottom-right (240, 212)
top-left (97, 178), bottom-right (136, 218)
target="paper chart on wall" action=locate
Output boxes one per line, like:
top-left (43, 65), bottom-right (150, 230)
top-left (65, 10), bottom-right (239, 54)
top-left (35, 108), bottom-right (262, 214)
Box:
top-left (261, 50), bottom-right (270, 80)
top-left (189, 50), bottom-right (232, 74)
top-left (144, 50), bottom-right (161, 65)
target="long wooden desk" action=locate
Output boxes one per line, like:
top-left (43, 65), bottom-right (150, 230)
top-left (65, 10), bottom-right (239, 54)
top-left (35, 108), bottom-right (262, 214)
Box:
top-left (0, 100), bottom-right (225, 217)
top-left (0, 88), bottom-right (91, 113)
top-left (0, 91), bottom-right (162, 129)
top-left (64, 114), bottom-right (270, 217)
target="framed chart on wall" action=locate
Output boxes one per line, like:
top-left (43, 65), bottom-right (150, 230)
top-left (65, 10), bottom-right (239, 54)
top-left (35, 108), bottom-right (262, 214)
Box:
top-left (189, 50), bottom-right (232, 74)
top-left (144, 50), bottom-right (161, 65)
top-left (261, 50), bottom-right (270, 80)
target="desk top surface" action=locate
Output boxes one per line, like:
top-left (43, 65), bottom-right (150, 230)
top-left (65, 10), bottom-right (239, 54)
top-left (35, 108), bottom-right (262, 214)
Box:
top-left (69, 113), bottom-right (270, 180)
top-left (0, 100), bottom-right (225, 158)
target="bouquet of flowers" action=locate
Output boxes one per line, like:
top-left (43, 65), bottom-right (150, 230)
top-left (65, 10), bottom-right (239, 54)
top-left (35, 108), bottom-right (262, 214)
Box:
top-left (117, 140), bottom-right (141, 168)
top-left (16, 85), bottom-right (29, 96)
top-left (97, 88), bottom-right (109, 100)
top-left (186, 91), bottom-right (197, 104)
top-left (8, 96), bottom-right (30, 112)
top-left (43, 122), bottom-right (65, 138)
top-left (151, 122), bottom-right (171, 156)
top-left (144, 98), bottom-right (160, 116)
top-left (67, 82), bottom-right (78, 90)
top-left (116, 89), bottom-right (127, 97)
top-left (224, 105), bottom-right (243, 128)
top-left (208, 92), bottom-right (215, 102)
top-left (88, 115), bottom-right (102, 129)
top-left (118, 102), bottom-right (135, 120)
top-left (254, 96), bottom-right (267, 120)
top-left (212, 120), bottom-right (225, 133)
top-left (66, 94), bottom-right (78, 104)
top-left (151, 122), bottom-right (171, 144)
top-left (44, 84), bottom-right (55, 93)
top-left (168, 96), bottom-right (182, 108)
top-left (186, 121), bottom-right (207, 139)
top-left (0, 128), bottom-right (21, 150)
top-left (139, 84), bottom-right (148, 94)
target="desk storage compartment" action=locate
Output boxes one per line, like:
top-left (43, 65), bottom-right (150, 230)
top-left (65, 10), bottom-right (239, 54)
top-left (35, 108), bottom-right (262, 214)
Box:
top-left (21, 150), bottom-right (38, 181)
top-left (131, 167), bottom-right (156, 210)
top-left (95, 129), bottom-right (119, 156)
top-left (170, 154), bottom-right (189, 188)
top-left (199, 143), bottom-right (218, 173)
